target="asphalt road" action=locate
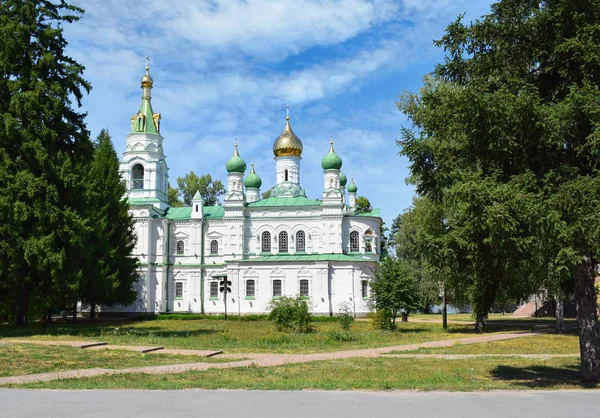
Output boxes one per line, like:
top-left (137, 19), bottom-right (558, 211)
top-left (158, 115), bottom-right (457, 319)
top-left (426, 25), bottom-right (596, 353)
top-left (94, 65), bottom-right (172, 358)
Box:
top-left (1, 389), bottom-right (599, 417)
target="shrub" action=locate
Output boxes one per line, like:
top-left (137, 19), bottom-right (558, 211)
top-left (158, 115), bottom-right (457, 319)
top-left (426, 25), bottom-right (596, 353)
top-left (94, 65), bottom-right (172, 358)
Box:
top-left (325, 330), bottom-right (355, 342)
top-left (268, 296), bottom-right (312, 333)
top-left (337, 302), bottom-right (354, 332)
top-left (370, 308), bottom-right (395, 330)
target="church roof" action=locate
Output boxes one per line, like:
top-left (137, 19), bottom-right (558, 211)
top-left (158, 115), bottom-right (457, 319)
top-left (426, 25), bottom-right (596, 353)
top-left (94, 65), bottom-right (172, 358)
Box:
top-left (355, 208), bottom-right (381, 218)
top-left (165, 206), bottom-right (224, 220)
top-left (247, 196), bottom-right (322, 207)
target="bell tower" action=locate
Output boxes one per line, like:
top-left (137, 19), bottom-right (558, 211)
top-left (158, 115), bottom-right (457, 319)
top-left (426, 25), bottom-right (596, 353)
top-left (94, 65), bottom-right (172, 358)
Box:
top-left (119, 57), bottom-right (169, 209)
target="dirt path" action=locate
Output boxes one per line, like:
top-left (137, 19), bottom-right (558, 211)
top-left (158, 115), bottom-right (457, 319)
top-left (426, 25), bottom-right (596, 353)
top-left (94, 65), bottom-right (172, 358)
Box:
top-left (0, 332), bottom-right (540, 386)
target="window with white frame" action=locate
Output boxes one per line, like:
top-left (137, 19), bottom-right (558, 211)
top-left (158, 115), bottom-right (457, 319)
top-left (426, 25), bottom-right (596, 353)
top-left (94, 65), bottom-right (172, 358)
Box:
top-left (361, 280), bottom-right (369, 299)
top-left (350, 231), bottom-right (360, 252)
top-left (210, 281), bottom-right (218, 298)
top-left (299, 279), bottom-right (309, 297)
top-left (246, 279), bottom-right (255, 298)
top-left (176, 240), bottom-right (185, 255)
top-left (365, 239), bottom-right (372, 253)
top-left (175, 282), bottom-right (183, 299)
top-left (279, 231), bottom-right (288, 252)
top-left (210, 240), bottom-right (219, 255)
top-left (262, 231), bottom-right (271, 252)
top-left (296, 231), bottom-right (305, 252)
top-left (272, 279), bottom-right (282, 297)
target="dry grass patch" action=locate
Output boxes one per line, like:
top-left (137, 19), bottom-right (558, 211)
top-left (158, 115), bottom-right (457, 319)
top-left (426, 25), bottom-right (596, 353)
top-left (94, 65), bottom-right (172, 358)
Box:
top-left (0, 343), bottom-right (230, 377)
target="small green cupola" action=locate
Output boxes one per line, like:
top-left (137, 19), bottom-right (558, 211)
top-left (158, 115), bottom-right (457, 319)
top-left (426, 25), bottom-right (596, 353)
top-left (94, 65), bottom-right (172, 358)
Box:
top-left (226, 142), bottom-right (247, 174)
top-left (339, 172), bottom-right (347, 187)
top-left (321, 141), bottom-right (343, 170)
top-left (347, 177), bottom-right (357, 193)
top-left (130, 57), bottom-right (161, 135)
top-left (244, 161), bottom-right (262, 189)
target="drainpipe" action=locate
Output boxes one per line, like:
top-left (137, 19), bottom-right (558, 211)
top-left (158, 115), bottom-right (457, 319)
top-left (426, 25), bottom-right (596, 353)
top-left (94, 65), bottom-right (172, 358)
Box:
top-left (328, 262), bottom-right (333, 316)
top-left (351, 267), bottom-right (356, 319)
top-left (200, 218), bottom-right (206, 314)
top-left (165, 220), bottom-right (171, 313)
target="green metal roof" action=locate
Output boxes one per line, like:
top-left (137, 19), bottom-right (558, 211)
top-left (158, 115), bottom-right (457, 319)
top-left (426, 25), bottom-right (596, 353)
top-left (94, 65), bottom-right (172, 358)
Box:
top-left (165, 205), bottom-right (224, 220)
top-left (247, 196), bottom-right (322, 208)
top-left (355, 208), bottom-right (381, 218)
top-left (128, 197), bottom-right (164, 206)
top-left (233, 253), bottom-right (371, 263)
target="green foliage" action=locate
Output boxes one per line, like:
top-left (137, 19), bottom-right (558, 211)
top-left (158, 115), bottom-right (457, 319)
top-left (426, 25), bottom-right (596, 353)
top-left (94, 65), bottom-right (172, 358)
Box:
top-left (268, 296), bottom-right (312, 333)
top-left (397, 0), bottom-right (600, 379)
top-left (81, 130), bottom-right (138, 316)
top-left (261, 187), bottom-right (274, 200)
top-left (168, 185), bottom-right (183, 207)
top-left (370, 256), bottom-right (420, 328)
top-left (369, 308), bottom-right (394, 331)
top-left (176, 171), bottom-right (225, 206)
top-left (0, 0), bottom-right (93, 325)
top-left (356, 196), bottom-right (372, 213)
top-left (337, 302), bottom-right (354, 332)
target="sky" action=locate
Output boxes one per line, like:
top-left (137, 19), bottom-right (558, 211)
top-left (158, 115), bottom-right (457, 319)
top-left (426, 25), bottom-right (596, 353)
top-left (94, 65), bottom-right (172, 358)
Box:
top-left (65, 0), bottom-right (494, 226)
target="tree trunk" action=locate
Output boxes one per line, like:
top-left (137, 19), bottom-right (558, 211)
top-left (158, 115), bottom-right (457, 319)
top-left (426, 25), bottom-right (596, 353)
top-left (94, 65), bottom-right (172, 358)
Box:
top-left (44, 308), bottom-right (53, 325)
top-left (71, 303), bottom-right (77, 323)
top-left (401, 312), bottom-right (408, 322)
top-left (474, 314), bottom-right (485, 333)
top-left (90, 303), bottom-right (96, 321)
top-left (555, 298), bottom-right (564, 334)
top-left (574, 254), bottom-right (600, 383)
top-left (442, 286), bottom-right (448, 330)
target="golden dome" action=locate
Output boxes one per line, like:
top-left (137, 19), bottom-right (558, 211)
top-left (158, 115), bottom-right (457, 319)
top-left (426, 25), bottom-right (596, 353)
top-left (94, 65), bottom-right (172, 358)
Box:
top-left (141, 65), bottom-right (153, 88)
top-left (273, 116), bottom-right (303, 157)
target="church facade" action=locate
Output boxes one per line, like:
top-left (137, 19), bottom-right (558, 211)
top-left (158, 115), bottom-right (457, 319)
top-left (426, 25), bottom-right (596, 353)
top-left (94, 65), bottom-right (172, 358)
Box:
top-left (110, 64), bottom-right (382, 317)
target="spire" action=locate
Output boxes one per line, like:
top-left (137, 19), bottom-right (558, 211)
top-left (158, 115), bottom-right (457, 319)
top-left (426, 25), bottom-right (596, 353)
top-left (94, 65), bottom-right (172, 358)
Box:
top-left (130, 56), bottom-right (161, 134)
top-left (273, 105), bottom-right (303, 157)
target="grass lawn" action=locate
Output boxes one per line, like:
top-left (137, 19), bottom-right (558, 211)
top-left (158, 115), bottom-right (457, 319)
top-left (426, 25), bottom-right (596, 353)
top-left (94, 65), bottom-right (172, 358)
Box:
top-left (393, 334), bottom-right (580, 355)
top-left (0, 344), bottom-right (230, 377)
top-left (0, 319), bottom-right (490, 354)
top-left (11, 356), bottom-right (595, 391)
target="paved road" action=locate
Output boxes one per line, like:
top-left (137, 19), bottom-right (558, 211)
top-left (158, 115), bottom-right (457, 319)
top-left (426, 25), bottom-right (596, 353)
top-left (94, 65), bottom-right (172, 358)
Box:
top-left (1, 389), bottom-right (599, 417)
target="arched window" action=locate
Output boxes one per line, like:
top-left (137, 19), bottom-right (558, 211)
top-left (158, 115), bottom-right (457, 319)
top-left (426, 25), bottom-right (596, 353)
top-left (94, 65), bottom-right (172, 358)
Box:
top-left (132, 164), bottom-right (144, 189)
top-left (284, 169), bottom-right (289, 181)
top-left (262, 231), bottom-right (271, 253)
top-left (246, 279), bottom-right (255, 298)
top-left (361, 280), bottom-right (369, 299)
top-left (350, 231), bottom-right (360, 252)
top-left (299, 279), bottom-right (309, 297)
top-left (272, 279), bottom-right (282, 297)
top-left (296, 231), bottom-right (305, 252)
top-left (176, 240), bottom-right (185, 255)
top-left (210, 240), bottom-right (219, 255)
top-left (279, 231), bottom-right (288, 252)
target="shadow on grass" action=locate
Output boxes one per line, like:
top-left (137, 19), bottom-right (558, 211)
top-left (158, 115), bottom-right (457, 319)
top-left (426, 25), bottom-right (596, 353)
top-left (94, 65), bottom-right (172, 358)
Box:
top-left (490, 364), bottom-right (596, 388)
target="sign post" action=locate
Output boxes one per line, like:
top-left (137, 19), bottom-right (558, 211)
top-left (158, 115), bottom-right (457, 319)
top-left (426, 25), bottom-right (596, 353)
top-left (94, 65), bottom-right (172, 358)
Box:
top-left (219, 276), bottom-right (232, 320)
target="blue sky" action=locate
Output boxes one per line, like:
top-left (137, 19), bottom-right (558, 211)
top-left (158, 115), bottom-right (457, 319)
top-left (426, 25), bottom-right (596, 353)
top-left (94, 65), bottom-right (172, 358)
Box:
top-left (66, 0), bottom-right (494, 225)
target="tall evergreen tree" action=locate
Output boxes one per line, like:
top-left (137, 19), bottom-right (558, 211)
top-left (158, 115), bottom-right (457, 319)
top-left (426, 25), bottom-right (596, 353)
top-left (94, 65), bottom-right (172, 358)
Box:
top-left (0, 0), bottom-right (93, 325)
top-left (81, 130), bottom-right (138, 319)
top-left (398, 0), bottom-right (600, 381)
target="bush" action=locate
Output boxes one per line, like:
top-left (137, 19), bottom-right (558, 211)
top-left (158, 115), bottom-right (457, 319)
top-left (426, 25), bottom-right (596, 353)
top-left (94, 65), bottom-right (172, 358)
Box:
top-left (337, 302), bottom-right (354, 332)
top-left (370, 308), bottom-right (395, 330)
top-left (268, 296), bottom-right (312, 333)
top-left (325, 330), bottom-right (355, 342)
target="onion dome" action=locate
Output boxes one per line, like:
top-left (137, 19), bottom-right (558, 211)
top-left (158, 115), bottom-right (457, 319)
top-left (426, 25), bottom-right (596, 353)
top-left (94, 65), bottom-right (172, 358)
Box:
top-left (141, 58), bottom-right (153, 88)
top-left (339, 172), bottom-right (347, 187)
top-left (244, 161), bottom-right (262, 189)
top-left (321, 141), bottom-right (343, 170)
top-left (347, 177), bottom-right (357, 193)
top-left (226, 142), bottom-right (247, 174)
top-left (273, 109), bottom-right (303, 157)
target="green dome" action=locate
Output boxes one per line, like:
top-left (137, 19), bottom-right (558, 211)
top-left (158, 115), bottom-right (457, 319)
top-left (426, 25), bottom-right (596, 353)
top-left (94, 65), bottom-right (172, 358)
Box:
top-left (347, 178), bottom-right (357, 193)
top-left (339, 172), bottom-right (347, 187)
top-left (244, 163), bottom-right (262, 189)
top-left (321, 141), bottom-right (343, 170)
top-left (226, 144), bottom-right (246, 173)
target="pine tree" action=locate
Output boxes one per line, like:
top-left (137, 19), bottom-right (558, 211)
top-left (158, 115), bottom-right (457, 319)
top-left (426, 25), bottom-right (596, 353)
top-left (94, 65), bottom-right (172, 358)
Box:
top-left (0, 0), bottom-right (93, 325)
top-left (81, 130), bottom-right (138, 319)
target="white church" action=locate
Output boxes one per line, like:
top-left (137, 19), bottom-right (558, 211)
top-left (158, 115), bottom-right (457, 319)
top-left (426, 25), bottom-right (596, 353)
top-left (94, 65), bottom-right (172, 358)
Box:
top-left (110, 63), bottom-right (382, 316)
